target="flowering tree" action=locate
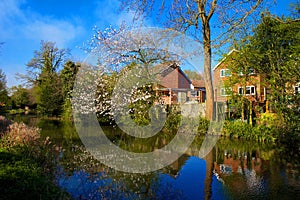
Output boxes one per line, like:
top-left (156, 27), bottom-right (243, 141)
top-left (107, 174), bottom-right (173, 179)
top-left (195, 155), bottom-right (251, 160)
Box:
top-left (80, 25), bottom-right (189, 125)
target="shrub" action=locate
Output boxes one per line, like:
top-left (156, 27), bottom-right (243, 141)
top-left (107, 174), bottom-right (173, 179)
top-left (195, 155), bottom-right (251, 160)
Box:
top-left (222, 120), bottom-right (277, 142)
top-left (0, 119), bottom-right (69, 199)
top-left (197, 117), bottom-right (209, 135)
top-left (258, 112), bottom-right (284, 128)
top-left (0, 122), bottom-right (40, 148)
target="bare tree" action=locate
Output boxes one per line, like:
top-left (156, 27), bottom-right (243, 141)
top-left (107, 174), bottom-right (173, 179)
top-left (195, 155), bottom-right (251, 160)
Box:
top-left (17, 40), bottom-right (69, 86)
top-left (120, 0), bottom-right (268, 120)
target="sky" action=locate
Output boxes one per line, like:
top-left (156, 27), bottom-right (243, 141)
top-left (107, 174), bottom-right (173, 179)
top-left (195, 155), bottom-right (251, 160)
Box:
top-left (0, 0), bottom-right (297, 88)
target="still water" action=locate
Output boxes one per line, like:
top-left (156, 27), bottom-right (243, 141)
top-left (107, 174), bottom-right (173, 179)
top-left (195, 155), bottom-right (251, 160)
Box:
top-left (9, 115), bottom-right (300, 199)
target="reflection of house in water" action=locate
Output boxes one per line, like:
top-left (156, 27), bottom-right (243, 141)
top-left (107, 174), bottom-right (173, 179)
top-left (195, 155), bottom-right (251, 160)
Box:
top-left (213, 149), bottom-right (264, 192)
top-left (154, 62), bottom-right (206, 105)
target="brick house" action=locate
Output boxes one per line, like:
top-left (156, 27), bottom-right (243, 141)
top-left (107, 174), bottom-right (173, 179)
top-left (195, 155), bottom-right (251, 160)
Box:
top-left (154, 62), bottom-right (205, 104)
top-left (213, 49), bottom-right (268, 104)
top-left (191, 80), bottom-right (206, 103)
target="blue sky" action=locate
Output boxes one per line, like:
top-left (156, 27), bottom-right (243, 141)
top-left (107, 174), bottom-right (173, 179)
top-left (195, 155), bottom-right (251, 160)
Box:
top-left (0, 0), bottom-right (297, 88)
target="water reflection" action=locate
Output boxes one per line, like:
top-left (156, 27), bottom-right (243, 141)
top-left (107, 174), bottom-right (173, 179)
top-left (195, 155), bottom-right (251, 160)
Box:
top-left (7, 115), bottom-right (300, 199)
top-left (212, 141), bottom-right (300, 200)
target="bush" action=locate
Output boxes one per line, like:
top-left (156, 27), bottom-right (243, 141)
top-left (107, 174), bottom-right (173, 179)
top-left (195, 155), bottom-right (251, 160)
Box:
top-left (0, 148), bottom-right (70, 200)
top-left (0, 122), bottom-right (40, 148)
top-left (222, 120), bottom-right (277, 142)
top-left (164, 108), bottom-right (182, 131)
top-left (197, 117), bottom-right (210, 135)
top-left (0, 119), bottom-right (69, 199)
top-left (258, 112), bottom-right (284, 128)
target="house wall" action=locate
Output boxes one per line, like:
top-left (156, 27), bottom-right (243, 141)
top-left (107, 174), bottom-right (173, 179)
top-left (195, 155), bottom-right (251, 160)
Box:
top-left (160, 68), bottom-right (191, 89)
top-left (213, 61), bottom-right (266, 103)
top-left (213, 63), bottom-right (230, 102)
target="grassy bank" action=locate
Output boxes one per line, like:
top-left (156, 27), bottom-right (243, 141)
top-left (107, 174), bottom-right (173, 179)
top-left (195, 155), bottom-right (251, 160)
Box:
top-left (0, 116), bottom-right (70, 200)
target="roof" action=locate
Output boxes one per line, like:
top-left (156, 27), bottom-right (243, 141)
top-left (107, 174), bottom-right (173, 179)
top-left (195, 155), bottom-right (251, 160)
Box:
top-left (192, 79), bottom-right (205, 88)
top-left (154, 62), bottom-right (192, 84)
top-left (213, 49), bottom-right (239, 71)
top-left (158, 62), bottom-right (179, 77)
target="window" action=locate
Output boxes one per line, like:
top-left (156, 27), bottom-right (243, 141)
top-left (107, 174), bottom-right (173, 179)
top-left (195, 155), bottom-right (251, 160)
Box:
top-left (295, 85), bottom-right (300, 94)
top-left (249, 68), bottom-right (255, 75)
top-left (294, 82), bottom-right (300, 94)
top-left (238, 67), bottom-right (255, 76)
top-left (178, 92), bottom-right (187, 103)
top-left (220, 87), bottom-right (231, 96)
top-left (220, 69), bottom-right (231, 77)
top-left (238, 87), bottom-right (243, 95)
top-left (238, 86), bottom-right (256, 95)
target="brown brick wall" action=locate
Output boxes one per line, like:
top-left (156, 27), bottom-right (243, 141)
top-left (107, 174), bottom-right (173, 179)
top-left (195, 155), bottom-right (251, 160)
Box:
top-left (213, 62), bottom-right (266, 102)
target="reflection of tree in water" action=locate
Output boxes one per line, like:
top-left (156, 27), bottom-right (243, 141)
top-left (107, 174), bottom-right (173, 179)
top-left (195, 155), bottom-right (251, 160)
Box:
top-left (57, 131), bottom-right (188, 199)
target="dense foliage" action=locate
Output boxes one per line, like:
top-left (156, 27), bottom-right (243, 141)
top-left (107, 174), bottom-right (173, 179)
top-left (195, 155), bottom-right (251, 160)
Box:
top-left (0, 69), bottom-right (9, 112)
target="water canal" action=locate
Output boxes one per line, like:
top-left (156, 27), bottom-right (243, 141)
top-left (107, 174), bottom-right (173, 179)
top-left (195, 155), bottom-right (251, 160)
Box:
top-left (9, 115), bottom-right (300, 199)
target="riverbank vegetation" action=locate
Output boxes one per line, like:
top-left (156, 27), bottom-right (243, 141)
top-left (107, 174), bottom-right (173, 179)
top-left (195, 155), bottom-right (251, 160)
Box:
top-left (0, 117), bottom-right (70, 199)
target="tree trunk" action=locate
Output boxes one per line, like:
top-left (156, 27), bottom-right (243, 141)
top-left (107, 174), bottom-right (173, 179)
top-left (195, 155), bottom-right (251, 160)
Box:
top-left (242, 98), bottom-right (245, 122)
top-left (203, 22), bottom-right (214, 121)
top-left (249, 100), bottom-right (253, 126)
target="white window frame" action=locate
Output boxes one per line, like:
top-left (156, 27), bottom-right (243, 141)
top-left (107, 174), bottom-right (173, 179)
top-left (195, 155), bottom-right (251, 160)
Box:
top-left (220, 69), bottom-right (231, 77)
top-left (238, 86), bottom-right (256, 95)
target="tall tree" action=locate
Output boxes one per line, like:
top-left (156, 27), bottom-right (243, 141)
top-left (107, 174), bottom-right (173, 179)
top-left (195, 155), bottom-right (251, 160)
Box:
top-left (234, 13), bottom-right (300, 129)
top-left (21, 41), bottom-right (68, 115)
top-left (120, 0), bottom-right (266, 120)
top-left (60, 60), bottom-right (80, 119)
top-left (19, 40), bottom-right (68, 85)
top-left (0, 69), bottom-right (8, 109)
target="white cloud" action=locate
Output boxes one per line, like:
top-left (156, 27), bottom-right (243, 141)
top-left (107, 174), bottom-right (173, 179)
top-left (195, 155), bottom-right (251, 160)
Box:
top-left (0, 0), bottom-right (87, 87)
top-left (0, 0), bottom-right (85, 48)
top-left (0, 0), bottom-right (24, 20)
top-left (23, 19), bottom-right (85, 48)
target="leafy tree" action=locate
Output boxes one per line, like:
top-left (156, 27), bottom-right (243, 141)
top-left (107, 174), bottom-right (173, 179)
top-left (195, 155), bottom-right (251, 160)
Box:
top-left (60, 60), bottom-right (80, 100)
top-left (183, 69), bottom-right (202, 80)
top-left (10, 85), bottom-right (30, 108)
top-left (36, 74), bottom-right (63, 116)
top-left (120, 0), bottom-right (267, 120)
top-left (232, 13), bottom-right (300, 130)
top-left (0, 69), bottom-right (6, 94)
top-left (0, 69), bottom-right (8, 109)
top-left (253, 15), bottom-right (299, 109)
top-left (60, 60), bottom-right (80, 119)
